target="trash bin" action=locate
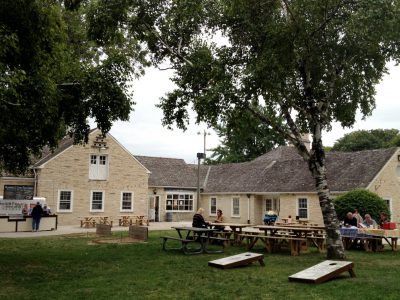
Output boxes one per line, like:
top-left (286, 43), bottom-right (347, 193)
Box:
top-left (166, 212), bottom-right (173, 222)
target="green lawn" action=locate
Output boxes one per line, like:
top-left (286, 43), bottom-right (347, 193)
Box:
top-left (1, 231), bottom-right (399, 300)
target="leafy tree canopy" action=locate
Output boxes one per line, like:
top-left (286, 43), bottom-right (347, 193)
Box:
top-left (332, 129), bottom-right (400, 152)
top-left (138, 0), bottom-right (400, 258)
top-left (206, 109), bottom-right (285, 164)
top-left (0, 0), bottom-right (148, 173)
top-left (334, 189), bottom-right (390, 223)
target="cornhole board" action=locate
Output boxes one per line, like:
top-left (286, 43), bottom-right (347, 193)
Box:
top-left (289, 260), bottom-right (355, 284)
top-left (208, 252), bottom-right (265, 269)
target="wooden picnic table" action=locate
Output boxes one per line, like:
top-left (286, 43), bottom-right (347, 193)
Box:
top-left (209, 223), bottom-right (254, 245)
top-left (118, 215), bottom-right (149, 226)
top-left (341, 229), bottom-right (398, 252)
top-left (161, 226), bottom-right (226, 254)
top-left (246, 225), bottom-right (327, 255)
top-left (79, 216), bottom-right (113, 228)
top-left (79, 216), bottom-right (97, 228)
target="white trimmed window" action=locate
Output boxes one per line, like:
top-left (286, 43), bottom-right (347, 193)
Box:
top-left (89, 154), bottom-right (108, 180)
top-left (297, 197), bottom-right (308, 219)
top-left (58, 190), bottom-right (73, 212)
top-left (264, 198), bottom-right (279, 213)
top-left (383, 198), bottom-right (392, 214)
top-left (210, 197), bottom-right (217, 216)
top-left (121, 192), bottom-right (134, 212)
top-left (90, 191), bottom-right (104, 212)
top-left (232, 197), bottom-right (240, 217)
top-left (166, 193), bottom-right (194, 211)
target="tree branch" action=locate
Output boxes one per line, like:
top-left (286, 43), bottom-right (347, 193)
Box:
top-left (310, 0), bottom-right (345, 38)
top-left (281, 0), bottom-right (298, 25)
top-left (0, 98), bottom-right (21, 106)
top-left (142, 22), bottom-right (194, 67)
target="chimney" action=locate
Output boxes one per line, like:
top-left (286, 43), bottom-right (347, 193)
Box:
top-left (288, 133), bottom-right (311, 151)
top-left (301, 134), bottom-right (311, 151)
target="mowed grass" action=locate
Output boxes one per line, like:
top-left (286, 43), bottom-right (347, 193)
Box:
top-left (1, 230), bottom-right (399, 300)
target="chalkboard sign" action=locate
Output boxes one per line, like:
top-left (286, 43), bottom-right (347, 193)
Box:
top-left (4, 185), bottom-right (34, 200)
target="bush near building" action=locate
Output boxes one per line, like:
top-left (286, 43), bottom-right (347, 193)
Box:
top-left (334, 189), bottom-right (390, 222)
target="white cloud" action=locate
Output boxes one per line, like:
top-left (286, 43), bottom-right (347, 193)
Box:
top-left (108, 62), bottom-right (399, 160)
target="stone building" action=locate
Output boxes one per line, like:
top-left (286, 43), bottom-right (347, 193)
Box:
top-left (1, 129), bottom-right (399, 226)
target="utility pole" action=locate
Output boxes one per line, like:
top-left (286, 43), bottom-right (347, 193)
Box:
top-left (197, 130), bottom-right (211, 158)
top-left (196, 152), bottom-right (205, 211)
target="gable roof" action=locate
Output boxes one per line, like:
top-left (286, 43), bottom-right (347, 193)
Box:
top-left (203, 147), bottom-right (398, 193)
top-left (135, 156), bottom-right (209, 189)
top-left (32, 129), bottom-right (150, 173)
top-left (32, 135), bottom-right (75, 168)
top-left (138, 146), bottom-right (397, 194)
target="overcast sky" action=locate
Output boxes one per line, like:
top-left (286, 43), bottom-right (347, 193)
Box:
top-left (108, 62), bottom-right (400, 164)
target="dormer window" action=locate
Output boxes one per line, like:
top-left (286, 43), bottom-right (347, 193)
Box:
top-left (89, 154), bottom-right (108, 180)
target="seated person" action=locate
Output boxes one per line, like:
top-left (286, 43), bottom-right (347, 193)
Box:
top-left (343, 212), bottom-right (358, 227)
top-left (42, 204), bottom-right (50, 216)
top-left (192, 208), bottom-right (209, 228)
top-left (379, 212), bottom-right (389, 228)
top-left (213, 209), bottom-right (225, 231)
top-left (21, 204), bottom-right (29, 216)
top-left (288, 215), bottom-right (293, 223)
top-left (362, 214), bottom-right (378, 228)
top-left (353, 209), bottom-right (363, 224)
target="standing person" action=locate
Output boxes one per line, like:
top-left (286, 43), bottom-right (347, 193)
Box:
top-left (353, 209), bottom-right (363, 226)
top-left (192, 208), bottom-right (209, 228)
top-left (31, 202), bottom-right (43, 232)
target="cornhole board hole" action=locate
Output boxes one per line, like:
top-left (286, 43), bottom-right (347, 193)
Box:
top-left (289, 260), bottom-right (355, 284)
top-left (208, 252), bottom-right (265, 269)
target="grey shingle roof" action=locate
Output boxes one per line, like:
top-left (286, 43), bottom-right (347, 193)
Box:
top-left (135, 156), bottom-right (209, 188)
top-left (10, 131), bottom-right (395, 195)
top-left (32, 137), bottom-right (74, 168)
top-left (203, 147), bottom-right (397, 193)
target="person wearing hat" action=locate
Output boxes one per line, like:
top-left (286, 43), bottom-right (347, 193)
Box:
top-left (31, 202), bottom-right (43, 232)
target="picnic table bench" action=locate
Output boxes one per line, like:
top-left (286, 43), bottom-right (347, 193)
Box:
top-left (161, 227), bottom-right (229, 255)
top-left (161, 236), bottom-right (201, 254)
top-left (239, 233), bottom-right (307, 256)
top-left (118, 215), bottom-right (149, 226)
top-left (80, 217), bottom-right (96, 228)
top-left (79, 216), bottom-right (113, 228)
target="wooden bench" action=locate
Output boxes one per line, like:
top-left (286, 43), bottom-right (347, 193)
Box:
top-left (308, 236), bottom-right (327, 252)
top-left (239, 234), bottom-right (307, 256)
top-left (204, 236), bottom-right (229, 253)
top-left (80, 218), bottom-right (96, 228)
top-left (161, 236), bottom-right (202, 255)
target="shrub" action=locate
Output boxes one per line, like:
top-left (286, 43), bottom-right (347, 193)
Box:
top-left (334, 189), bottom-right (390, 222)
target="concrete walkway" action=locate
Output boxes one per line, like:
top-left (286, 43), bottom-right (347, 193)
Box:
top-left (0, 221), bottom-right (192, 238)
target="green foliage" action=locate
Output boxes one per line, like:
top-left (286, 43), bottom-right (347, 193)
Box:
top-left (206, 109), bottom-right (285, 164)
top-left (334, 189), bottom-right (390, 222)
top-left (152, 0), bottom-right (400, 143)
top-left (0, 0), bottom-right (148, 173)
top-left (332, 129), bottom-right (400, 152)
top-left (94, 1), bottom-right (400, 255)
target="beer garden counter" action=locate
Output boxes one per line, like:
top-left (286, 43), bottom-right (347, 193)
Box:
top-left (0, 215), bottom-right (58, 232)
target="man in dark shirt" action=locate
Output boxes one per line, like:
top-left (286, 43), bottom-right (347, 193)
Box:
top-left (343, 212), bottom-right (358, 227)
top-left (31, 202), bottom-right (43, 232)
top-left (192, 208), bottom-right (209, 228)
